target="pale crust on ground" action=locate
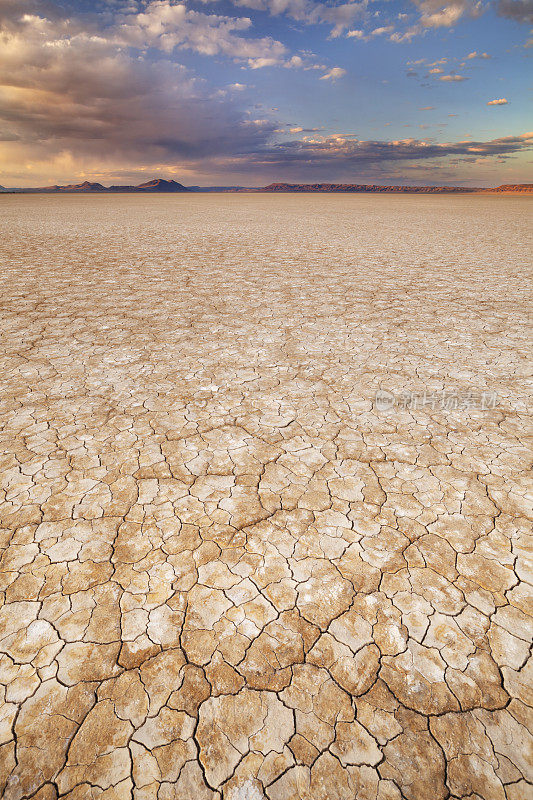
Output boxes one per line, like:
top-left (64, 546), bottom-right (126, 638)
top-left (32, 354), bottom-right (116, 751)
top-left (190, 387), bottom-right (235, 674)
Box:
top-left (0, 194), bottom-right (532, 800)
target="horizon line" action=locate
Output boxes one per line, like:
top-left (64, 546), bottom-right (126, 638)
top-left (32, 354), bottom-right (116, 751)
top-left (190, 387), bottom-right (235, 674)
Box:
top-left (2, 178), bottom-right (533, 194)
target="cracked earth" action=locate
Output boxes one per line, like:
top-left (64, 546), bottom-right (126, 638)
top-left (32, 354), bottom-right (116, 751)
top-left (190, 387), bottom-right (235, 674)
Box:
top-left (0, 194), bottom-right (532, 800)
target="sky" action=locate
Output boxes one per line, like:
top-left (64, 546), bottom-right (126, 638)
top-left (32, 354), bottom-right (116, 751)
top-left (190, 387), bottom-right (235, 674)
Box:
top-left (0, 0), bottom-right (531, 186)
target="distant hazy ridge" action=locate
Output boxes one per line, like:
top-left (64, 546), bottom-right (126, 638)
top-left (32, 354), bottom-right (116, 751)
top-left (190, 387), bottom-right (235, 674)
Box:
top-left (2, 179), bottom-right (532, 193)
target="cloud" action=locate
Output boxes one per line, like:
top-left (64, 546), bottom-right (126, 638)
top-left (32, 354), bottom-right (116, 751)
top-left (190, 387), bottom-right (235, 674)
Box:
top-left (347, 24), bottom-right (395, 41)
top-left (206, 0), bottom-right (368, 36)
top-left (283, 54), bottom-right (326, 69)
top-left (1, 1), bottom-right (531, 186)
top-left (115, 0), bottom-right (289, 67)
top-left (390, 28), bottom-right (419, 41)
top-left (112, 0), bottom-right (335, 70)
top-left (466, 50), bottom-right (491, 58)
top-left (412, 0), bottom-right (484, 27)
top-left (320, 67), bottom-right (347, 80)
top-left (0, 0), bottom-right (59, 28)
top-left (496, 0), bottom-right (533, 23)
top-left (487, 97), bottom-right (509, 105)
top-left (392, 0), bottom-right (484, 39)
top-left (420, 106), bottom-right (435, 110)
top-left (0, 11), bottom-right (276, 169)
top-left (222, 131), bottom-right (533, 180)
top-left (439, 74), bottom-right (467, 81)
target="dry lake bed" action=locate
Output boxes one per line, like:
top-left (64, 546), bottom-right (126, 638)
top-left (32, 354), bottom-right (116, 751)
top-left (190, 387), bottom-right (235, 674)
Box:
top-left (0, 193), bottom-right (532, 800)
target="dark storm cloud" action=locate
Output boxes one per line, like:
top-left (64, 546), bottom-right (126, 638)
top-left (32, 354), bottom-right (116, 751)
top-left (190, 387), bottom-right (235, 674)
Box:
top-left (0, 13), bottom-right (277, 163)
top-left (222, 132), bottom-right (533, 179)
top-left (496, 0), bottom-right (533, 23)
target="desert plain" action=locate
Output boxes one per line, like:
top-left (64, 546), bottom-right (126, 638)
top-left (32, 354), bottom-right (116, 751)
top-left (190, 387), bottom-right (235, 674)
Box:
top-left (0, 193), bottom-right (532, 800)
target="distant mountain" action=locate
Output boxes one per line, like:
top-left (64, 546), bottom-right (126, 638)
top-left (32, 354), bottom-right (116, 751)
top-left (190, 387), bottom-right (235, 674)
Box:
top-left (106, 178), bottom-right (189, 192)
top-left (14, 181), bottom-right (108, 192)
top-left (258, 182), bottom-right (533, 193)
top-left (60, 181), bottom-right (106, 192)
top-left (5, 178), bottom-right (190, 193)
top-left (482, 184), bottom-right (533, 193)
top-left (2, 179), bottom-right (531, 194)
top-left (128, 179), bottom-right (189, 192)
top-left (259, 182), bottom-right (480, 193)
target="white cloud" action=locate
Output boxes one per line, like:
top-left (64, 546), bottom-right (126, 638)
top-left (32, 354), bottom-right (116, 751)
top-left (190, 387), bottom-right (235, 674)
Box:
top-left (413, 0), bottom-right (484, 28)
top-left (115, 0), bottom-right (288, 66)
top-left (439, 74), bottom-right (467, 81)
top-left (390, 0), bottom-right (485, 41)
top-left (487, 97), bottom-right (509, 105)
top-left (347, 24), bottom-right (395, 40)
top-left (112, 0), bottom-right (334, 69)
top-left (203, 0), bottom-right (368, 36)
top-left (390, 28), bottom-right (419, 41)
top-left (283, 54), bottom-right (326, 69)
top-left (320, 67), bottom-right (347, 80)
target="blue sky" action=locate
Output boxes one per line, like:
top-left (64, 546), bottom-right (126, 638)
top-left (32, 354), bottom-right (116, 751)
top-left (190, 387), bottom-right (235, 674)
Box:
top-left (0, 0), bottom-right (531, 185)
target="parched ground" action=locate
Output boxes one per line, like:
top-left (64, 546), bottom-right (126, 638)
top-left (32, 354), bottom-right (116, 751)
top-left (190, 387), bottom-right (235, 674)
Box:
top-left (0, 194), bottom-right (532, 800)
